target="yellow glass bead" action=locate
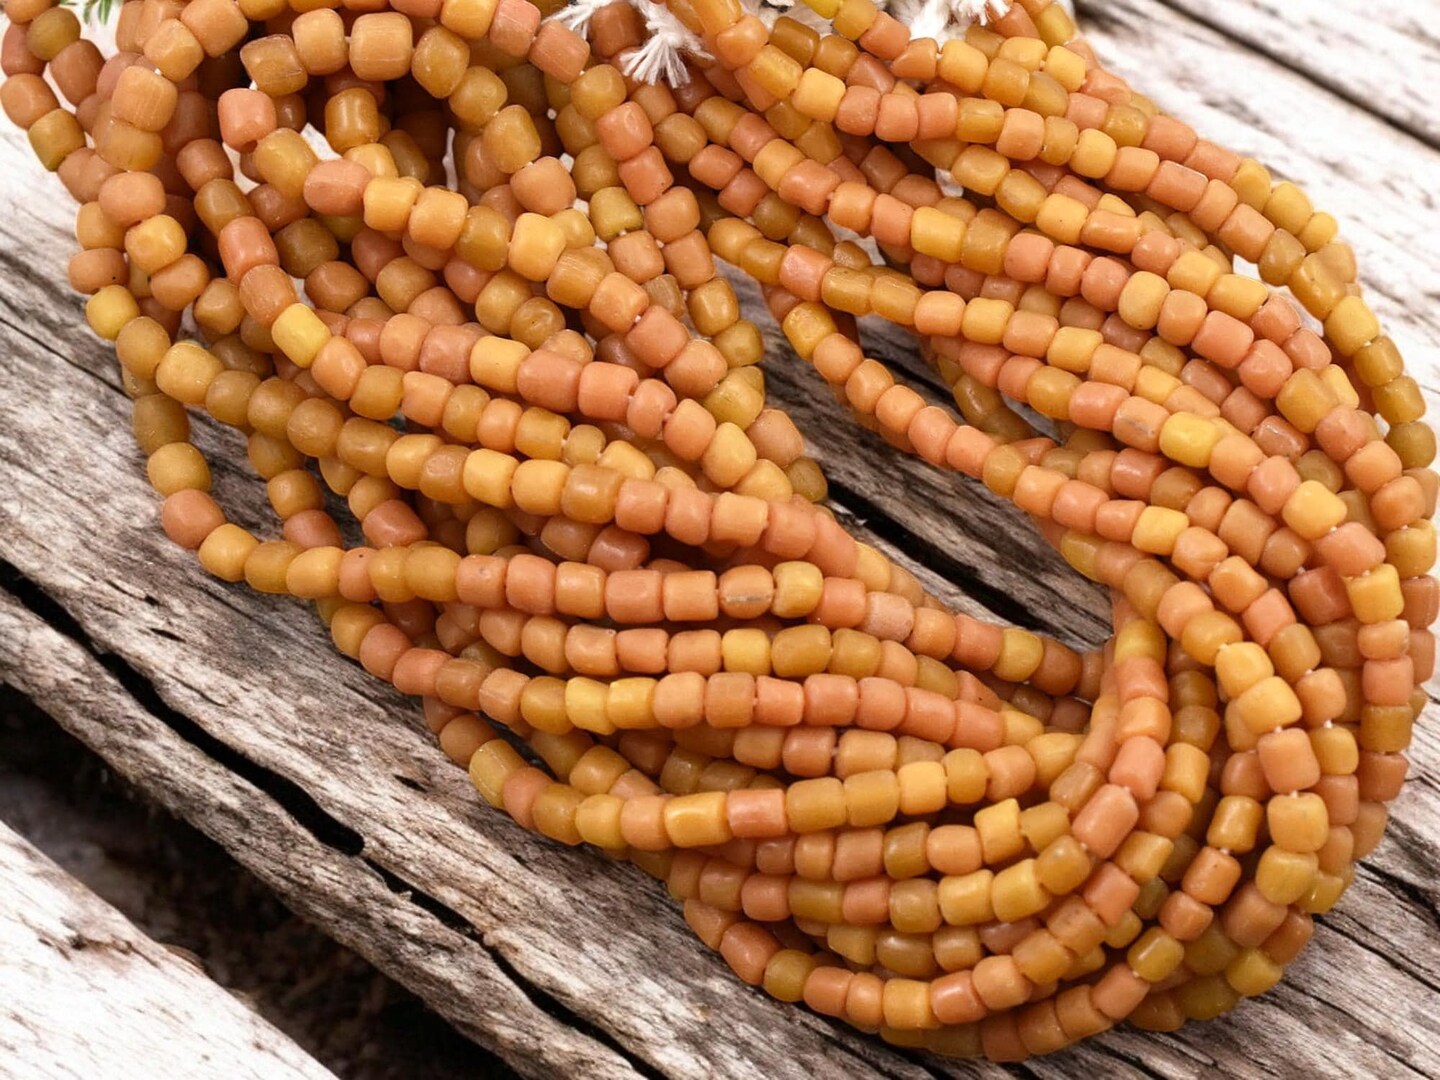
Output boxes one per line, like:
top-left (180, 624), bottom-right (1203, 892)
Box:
top-left (938, 869), bottom-right (995, 925)
top-left (606, 677), bottom-right (656, 730)
top-left (1231, 675), bottom-right (1303, 736)
top-left (1298, 871), bottom-right (1348, 914)
top-left (975, 797), bottom-right (1024, 864)
top-left (1386, 520), bottom-right (1436, 579)
top-left (938, 39), bottom-right (987, 93)
top-left (897, 760), bottom-right (948, 816)
top-left (1167, 250), bottom-right (1222, 298)
top-left (1275, 369), bottom-right (1337, 434)
top-left (944, 748), bottom-right (988, 804)
top-left (508, 212), bottom-right (568, 281)
top-left (991, 859), bottom-right (1051, 923)
top-left (1047, 326), bottom-right (1102, 373)
top-left (270, 303), bottom-right (330, 368)
top-left (1215, 642), bottom-right (1273, 698)
top-left (564, 677), bottom-right (613, 735)
top-left (85, 284), bottom-right (141, 340)
top-left (1117, 271), bottom-right (1169, 330)
top-left (771, 560), bottom-right (824, 617)
top-left (575, 793), bottom-right (625, 849)
top-left (1323, 295), bottom-right (1380, 356)
top-left (468, 739), bottom-right (525, 807)
top-left (1128, 927), bottom-right (1184, 983)
top-left (1225, 949), bottom-right (1283, 998)
top-left (844, 769), bottom-right (900, 828)
top-left (1319, 364), bottom-right (1361, 409)
top-left (1035, 193), bottom-right (1088, 245)
top-left (462, 448), bottom-right (519, 508)
top-left (1208, 274), bottom-right (1267, 320)
top-left (1255, 846), bottom-right (1318, 905)
top-left (1345, 564), bottom-right (1404, 624)
top-left (792, 67), bottom-right (845, 122)
top-left (959, 296), bottom-right (1012, 345)
top-left (911, 206), bottom-right (967, 263)
top-left (786, 776), bottom-right (847, 832)
top-left (469, 335), bottom-right (528, 392)
top-left (664, 791), bottom-right (733, 847)
top-left (198, 524), bottom-right (258, 582)
top-left (1264, 181), bottom-right (1312, 234)
top-left (1114, 619), bottom-right (1165, 663)
top-left (1132, 505), bottom-right (1189, 556)
top-left (1281, 479), bottom-right (1347, 540)
top-left (1267, 792), bottom-right (1330, 853)
top-left (1043, 45), bottom-right (1086, 91)
top-left (992, 628), bottom-right (1043, 681)
top-left (1133, 365), bottom-right (1180, 407)
top-left (1019, 800), bottom-right (1070, 852)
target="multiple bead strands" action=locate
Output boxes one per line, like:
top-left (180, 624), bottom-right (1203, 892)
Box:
top-left (2, 0), bottom-right (1435, 1060)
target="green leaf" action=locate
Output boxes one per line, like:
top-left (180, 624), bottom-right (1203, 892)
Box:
top-left (61, 0), bottom-right (116, 22)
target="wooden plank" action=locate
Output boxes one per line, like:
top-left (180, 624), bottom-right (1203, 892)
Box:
top-left (0, 587), bottom-right (651, 1080)
top-left (0, 698), bottom-right (490, 1079)
top-left (0, 820), bottom-right (335, 1080)
top-left (0, 4), bottom-right (1437, 1078)
top-left (1157, 0), bottom-right (1440, 148)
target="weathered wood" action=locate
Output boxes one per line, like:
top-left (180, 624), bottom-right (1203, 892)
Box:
top-left (1157, 0), bottom-right (1440, 148)
top-left (0, 713), bottom-right (486, 1080)
top-left (0, 820), bottom-right (335, 1080)
top-left (0, 4), bottom-right (1437, 1079)
top-left (0, 588), bottom-right (645, 1080)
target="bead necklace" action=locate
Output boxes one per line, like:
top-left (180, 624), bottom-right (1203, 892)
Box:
top-left (1, 0), bottom-right (1433, 1060)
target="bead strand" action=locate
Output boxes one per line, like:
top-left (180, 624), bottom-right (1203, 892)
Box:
top-left (1, 0), bottom-right (1431, 1060)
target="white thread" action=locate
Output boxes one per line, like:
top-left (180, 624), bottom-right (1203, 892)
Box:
top-left (624, 0), bottom-right (712, 85)
top-left (551, 0), bottom-right (606, 37)
top-left (549, 0), bottom-right (712, 84)
top-left (885, 0), bottom-right (1009, 42)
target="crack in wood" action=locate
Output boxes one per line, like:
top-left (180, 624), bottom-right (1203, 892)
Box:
top-left (0, 587), bottom-right (648, 1080)
top-left (0, 556), bottom-right (689, 1080)
top-left (1279, 979), bottom-right (1431, 1080)
top-left (1, 823), bottom-right (336, 1078)
top-left (0, 557), bottom-right (368, 860)
top-left (827, 478), bottom-right (1108, 645)
top-left (482, 944), bottom-right (672, 1080)
top-left (1354, 857), bottom-right (1439, 932)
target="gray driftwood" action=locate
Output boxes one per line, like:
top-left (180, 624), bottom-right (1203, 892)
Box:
top-left (0, 821), bottom-right (335, 1080)
top-left (0, 2), bottom-right (1437, 1078)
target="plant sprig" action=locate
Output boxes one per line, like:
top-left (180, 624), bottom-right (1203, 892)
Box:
top-left (58, 0), bottom-right (117, 24)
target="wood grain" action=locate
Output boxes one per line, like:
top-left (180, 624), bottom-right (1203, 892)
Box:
top-left (0, 584), bottom-right (650, 1080)
top-left (0, 820), bottom-right (335, 1080)
top-left (1157, 0), bottom-right (1440, 149)
top-left (0, 3), bottom-right (1437, 1079)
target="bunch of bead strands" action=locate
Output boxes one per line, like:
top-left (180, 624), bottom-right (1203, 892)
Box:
top-left (0, 0), bottom-right (1433, 1060)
